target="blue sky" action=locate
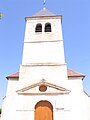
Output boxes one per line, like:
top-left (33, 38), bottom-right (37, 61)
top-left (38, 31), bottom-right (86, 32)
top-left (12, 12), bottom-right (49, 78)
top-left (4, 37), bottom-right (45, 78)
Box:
top-left (0, 0), bottom-right (90, 107)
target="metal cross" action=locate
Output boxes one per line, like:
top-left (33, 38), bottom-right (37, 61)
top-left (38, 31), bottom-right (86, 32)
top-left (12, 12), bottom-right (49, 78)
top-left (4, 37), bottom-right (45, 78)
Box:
top-left (41, 78), bottom-right (46, 84)
top-left (43, 0), bottom-right (46, 9)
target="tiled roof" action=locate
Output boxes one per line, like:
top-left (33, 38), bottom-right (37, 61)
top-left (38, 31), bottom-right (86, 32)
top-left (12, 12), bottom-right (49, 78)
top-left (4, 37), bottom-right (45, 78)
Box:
top-left (67, 69), bottom-right (85, 77)
top-left (32, 8), bottom-right (55, 17)
top-left (6, 72), bottom-right (19, 79)
top-left (6, 69), bottom-right (85, 79)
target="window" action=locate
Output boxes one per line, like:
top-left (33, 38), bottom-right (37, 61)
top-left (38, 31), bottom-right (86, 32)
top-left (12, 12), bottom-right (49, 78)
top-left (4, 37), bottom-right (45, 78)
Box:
top-left (35, 23), bottom-right (42, 32)
top-left (45, 23), bottom-right (51, 32)
top-left (39, 84), bottom-right (47, 92)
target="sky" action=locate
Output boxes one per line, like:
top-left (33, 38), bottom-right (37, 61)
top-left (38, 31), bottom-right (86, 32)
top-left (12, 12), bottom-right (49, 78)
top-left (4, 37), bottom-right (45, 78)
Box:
top-left (0, 0), bottom-right (90, 108)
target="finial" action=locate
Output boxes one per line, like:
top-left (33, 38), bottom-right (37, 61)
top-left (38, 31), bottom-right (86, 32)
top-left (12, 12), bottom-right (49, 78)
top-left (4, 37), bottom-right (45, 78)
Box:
top-left (41, 78), bottom-right (46, 84)
top-left (43, 0), bottom-right (46, 10)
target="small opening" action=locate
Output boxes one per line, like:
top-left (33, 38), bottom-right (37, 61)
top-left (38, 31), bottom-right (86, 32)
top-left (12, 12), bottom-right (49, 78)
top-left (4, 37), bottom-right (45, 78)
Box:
top-left (39, 84), bottom-right (47, 92)
top-left (45, 23), bottom-right (51, 32)
top-left (35, 23), bottom-right (42, 32)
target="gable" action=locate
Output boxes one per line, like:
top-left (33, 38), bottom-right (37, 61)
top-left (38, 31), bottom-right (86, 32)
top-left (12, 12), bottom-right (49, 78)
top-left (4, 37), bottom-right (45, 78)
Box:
top-left (16, 80), bottom-right (71, 95)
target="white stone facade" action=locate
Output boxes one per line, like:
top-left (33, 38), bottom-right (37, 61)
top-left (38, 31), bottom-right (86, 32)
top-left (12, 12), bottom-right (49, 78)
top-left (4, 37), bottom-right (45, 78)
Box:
top-left (1, 9), bottom-right (90, 120)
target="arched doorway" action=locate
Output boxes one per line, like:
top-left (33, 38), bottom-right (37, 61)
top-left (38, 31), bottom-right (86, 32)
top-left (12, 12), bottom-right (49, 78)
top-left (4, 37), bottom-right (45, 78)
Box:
top-left (34, 100), bottom-right (53, 120)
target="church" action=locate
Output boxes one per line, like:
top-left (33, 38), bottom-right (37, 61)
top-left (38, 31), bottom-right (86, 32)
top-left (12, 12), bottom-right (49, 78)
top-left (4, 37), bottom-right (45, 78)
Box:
top-left (1, 7), bottom-right (90, 120)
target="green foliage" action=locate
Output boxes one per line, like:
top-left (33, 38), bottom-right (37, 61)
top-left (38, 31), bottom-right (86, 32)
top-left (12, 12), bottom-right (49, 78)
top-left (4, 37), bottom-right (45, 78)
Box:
top-left (0, 13), bottom-right (4, 19)
top-left (0, 108), bottom-right (1, 114)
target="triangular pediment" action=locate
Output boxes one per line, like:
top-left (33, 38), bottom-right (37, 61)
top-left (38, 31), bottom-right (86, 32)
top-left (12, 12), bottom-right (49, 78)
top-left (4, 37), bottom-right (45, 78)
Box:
top-left (16, 80), bottom-right (71, 95)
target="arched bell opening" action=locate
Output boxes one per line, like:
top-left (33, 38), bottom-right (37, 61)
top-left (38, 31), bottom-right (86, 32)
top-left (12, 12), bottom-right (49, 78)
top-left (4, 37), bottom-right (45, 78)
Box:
top-left (35, 23), bottom-right (42, 32)
top-left (45, 23), bottom-right (51, 32)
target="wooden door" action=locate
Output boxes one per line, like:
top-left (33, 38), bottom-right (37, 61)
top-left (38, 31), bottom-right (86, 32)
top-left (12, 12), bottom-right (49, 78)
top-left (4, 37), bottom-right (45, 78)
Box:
top-left (35, 101), bottom-right (53, 120)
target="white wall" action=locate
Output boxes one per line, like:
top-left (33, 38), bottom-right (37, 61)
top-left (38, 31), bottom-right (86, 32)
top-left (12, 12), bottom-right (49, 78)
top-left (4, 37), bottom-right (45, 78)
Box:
top-left (22, 17), bottom-right (65, 65)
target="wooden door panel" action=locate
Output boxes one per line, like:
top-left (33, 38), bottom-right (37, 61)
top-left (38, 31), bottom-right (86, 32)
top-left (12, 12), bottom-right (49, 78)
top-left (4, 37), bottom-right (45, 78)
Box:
top-left (35, 101), bottom-right (53, 120)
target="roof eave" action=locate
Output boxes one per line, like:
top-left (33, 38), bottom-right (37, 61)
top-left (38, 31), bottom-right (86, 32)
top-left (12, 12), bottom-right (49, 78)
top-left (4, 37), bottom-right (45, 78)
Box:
top-left (25, 15), bottom-right (62, 21)
top-left (68, 75), bottom-right (85, 80)
top-left (6, 76), bottom-right (19, 80)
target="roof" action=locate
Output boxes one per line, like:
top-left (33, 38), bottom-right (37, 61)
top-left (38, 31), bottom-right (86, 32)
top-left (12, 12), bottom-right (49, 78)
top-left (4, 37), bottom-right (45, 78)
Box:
top-left (6, 69), bottom-right (85, 80)
top-left (6, 72), bottom-right (19, 79)
top-left (67, 69), bottom-right (85, 77)
top-left (32, 8), bottom-right (55, 17)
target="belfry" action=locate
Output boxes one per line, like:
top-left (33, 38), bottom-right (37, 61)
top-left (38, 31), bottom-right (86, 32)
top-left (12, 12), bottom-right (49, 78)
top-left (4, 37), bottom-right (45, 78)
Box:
top-left (1, 7), bottom-right (90, 120)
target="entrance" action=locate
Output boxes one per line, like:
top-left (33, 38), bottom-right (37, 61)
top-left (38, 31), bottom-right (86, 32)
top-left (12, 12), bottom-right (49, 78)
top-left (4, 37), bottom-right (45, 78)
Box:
top-left (35, 100), bottom-right (53, 120)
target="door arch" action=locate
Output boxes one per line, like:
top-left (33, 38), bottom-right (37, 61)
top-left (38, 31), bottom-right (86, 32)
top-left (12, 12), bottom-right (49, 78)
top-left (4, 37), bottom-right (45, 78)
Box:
top-left (34, 100), bottom-right (53, 120)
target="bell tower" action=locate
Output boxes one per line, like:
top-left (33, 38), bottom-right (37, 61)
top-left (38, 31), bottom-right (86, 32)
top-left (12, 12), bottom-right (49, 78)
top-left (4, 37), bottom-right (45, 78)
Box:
top-left (19, 8), bottom-right (68, 88)
top-left (22, 9), bottom-right (65, 65)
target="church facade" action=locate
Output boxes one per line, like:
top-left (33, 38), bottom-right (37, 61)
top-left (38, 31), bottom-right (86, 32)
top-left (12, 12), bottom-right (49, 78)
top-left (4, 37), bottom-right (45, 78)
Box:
top-left (1, 8), bottom-right (90, 120)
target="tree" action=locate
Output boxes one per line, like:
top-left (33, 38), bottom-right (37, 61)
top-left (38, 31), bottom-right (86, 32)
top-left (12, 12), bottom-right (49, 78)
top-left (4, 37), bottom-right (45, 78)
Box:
top-left (0, 108), bottom-right (1, 114)
top-left (0, 13), bottom-right (4, 19)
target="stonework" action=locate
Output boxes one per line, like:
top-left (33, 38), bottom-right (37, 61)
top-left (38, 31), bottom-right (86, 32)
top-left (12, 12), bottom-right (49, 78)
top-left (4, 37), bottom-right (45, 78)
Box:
top-left (1, 8), bottom-right (90, 120)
